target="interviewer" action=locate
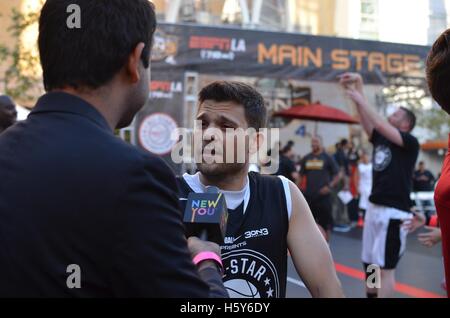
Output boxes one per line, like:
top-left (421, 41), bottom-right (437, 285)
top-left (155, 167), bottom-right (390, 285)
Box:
top-left (0, 0), bottom-right (227, 298)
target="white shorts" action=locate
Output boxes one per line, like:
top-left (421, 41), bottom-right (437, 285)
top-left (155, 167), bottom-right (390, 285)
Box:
top-left (361, 203), bottom-right (413, 269)
top-left (359, 190), bottom-right (370, 210)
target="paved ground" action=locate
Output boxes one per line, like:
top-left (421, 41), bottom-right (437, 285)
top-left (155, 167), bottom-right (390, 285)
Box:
top-left (286, 227), bottom-right (447, 298)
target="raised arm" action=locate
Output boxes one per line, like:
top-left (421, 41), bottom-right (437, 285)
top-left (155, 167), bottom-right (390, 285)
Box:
top-left (339, 73), bottom-right (404, 147)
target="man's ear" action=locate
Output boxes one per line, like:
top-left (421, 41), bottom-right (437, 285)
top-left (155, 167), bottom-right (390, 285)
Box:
top-left (126, 42), bottom-right (146, 84)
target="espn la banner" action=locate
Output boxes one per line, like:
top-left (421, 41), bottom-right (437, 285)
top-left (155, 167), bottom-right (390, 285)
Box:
top-left (151, 23), bottom-right (430, 85)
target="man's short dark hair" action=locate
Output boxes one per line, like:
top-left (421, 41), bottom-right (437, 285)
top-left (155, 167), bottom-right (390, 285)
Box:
top-left (400, 107), bottom-right (416, 131)
top-left (427, 29), bottom-right (450, 114)
top-left (281, 144), bottom-right (292, 155)
top-left (0, 95), bottom-right (16, 110)
top-left (39, 0), bottom-right (156, 91)
top-left (198, 81), bottom-right (267, 130)
top-left (0, 95), bottom-right (17, 131)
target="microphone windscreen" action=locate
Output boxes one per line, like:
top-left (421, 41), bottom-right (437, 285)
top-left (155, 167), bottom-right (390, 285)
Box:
top-left (205, 186), bottom-right (220, 194)
top-left (182, 189), bottom-right (228, 245)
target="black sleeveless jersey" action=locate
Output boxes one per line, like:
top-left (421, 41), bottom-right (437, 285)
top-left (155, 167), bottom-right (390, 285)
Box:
top-left (176, 172), bottom-right (289, 298)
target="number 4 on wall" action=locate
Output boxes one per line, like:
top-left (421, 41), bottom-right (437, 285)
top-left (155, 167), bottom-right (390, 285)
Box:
top-left (295, 125), bottom-right (306, 137)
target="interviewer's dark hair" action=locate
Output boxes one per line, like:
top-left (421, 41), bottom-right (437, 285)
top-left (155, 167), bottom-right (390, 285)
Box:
top-left (427, 29), bottom-right (450, 114)
top-left (198, 81), bottom-right (267, 130)
top-left (38, 0), bottom-right (156, 91)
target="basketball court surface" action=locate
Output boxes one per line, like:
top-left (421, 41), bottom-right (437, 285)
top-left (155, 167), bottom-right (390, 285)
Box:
top-left (286, 227), bottom-right (446, 298)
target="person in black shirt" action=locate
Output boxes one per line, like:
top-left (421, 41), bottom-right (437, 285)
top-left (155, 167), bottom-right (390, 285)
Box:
top-left (300, 136), bottom-right (340, 241)
top-left (275, 143), bottom-right (299, 183)
top-left (177, 81), bottom-right (343, 298)
top-left (413, 161), bottom-right (435, 192)
top-left (334, 139), bottom-right (350, 176)
top-left (340, 73), bottom-right (425, 298)
top-left (347, 142), bottom-right (360, 166)
top-left (332, 139), bottom-right (351, 230)
top-left (413, 161), bottom-right (436, 221)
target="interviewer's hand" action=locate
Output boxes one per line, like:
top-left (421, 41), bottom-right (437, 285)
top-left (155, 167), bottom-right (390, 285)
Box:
top-left (187, 236), bottom-right (221, 259)
top-left (187, 236), bottom-right (222, 271)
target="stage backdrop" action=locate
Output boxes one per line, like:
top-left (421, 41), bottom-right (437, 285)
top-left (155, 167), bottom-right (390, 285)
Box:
top-left (136, 23), bottom-right (431, 174)
top-left (151, 23), bottom-right (429, 84)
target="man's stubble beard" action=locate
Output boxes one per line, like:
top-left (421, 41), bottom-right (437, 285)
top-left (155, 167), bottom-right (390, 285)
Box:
top-left (118, 63), bottom-right (150, 129)
top-left (117, 81), bottom-right (149, 129)
top-left (197, 162), bottom-right (247, 179)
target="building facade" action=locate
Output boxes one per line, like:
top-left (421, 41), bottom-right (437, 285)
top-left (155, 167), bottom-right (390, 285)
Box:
top-left (150, 0), bottom-right (450, 45)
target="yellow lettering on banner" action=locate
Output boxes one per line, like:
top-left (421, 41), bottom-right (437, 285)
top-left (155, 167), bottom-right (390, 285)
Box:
top-left (331, 49), bottom-right (350, 70)
top-left (304, 47), bottom-right (323, 68)
top-left (297, 46), bottom-right (303, 66)
top-left (258, 43), bottom-right (277, 64)
top-left (257, 43), bottom-right (423, 76)
top-left (404, 54), bottom-right (421, 73)
top-left (351, 51), bottom-right (369, 71)
top-left (279, 45), bottom-right (297, 66)
top-left (387, 54), bottom-right (403, 73)
top-left (368, 52), bottom-right (386, 72)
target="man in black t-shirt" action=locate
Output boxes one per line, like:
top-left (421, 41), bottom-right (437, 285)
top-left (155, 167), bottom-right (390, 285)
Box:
top-left (332, 139), bottom-right (352, 230)
top-left (370, 129), bottom-right (418, 211)
top-left (275, 143), bottom-right (299, 183)
top-left (334, 139), bottom-right (350, 176)
top-left (413, 161), bottom-right (435, 192)
top-left (178, 81), bottom-right (344, 298)
top-left (412, 162), bottom-right (436, 220)
top-left (300, 136), bottom-right (340, 241)
top-left (340, 73), bottom-right (423, 298)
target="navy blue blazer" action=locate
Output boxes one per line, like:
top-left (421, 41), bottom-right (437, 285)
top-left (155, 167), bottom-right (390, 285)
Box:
top-left (0, 92), bottom-right (227, 298)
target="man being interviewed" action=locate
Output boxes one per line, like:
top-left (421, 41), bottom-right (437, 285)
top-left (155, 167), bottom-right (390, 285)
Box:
top-left (176, 81), bottom-right (344, 298)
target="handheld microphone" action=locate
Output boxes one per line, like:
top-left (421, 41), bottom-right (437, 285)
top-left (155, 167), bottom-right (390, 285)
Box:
top-left (183, 186), bottom-right (228, 245)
